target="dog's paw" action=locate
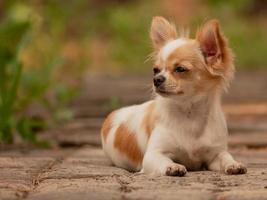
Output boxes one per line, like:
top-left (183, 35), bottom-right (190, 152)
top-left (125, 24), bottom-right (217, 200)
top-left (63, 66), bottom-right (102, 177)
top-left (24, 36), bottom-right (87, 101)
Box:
top-left (225, 162), bottom-right (247, 175)
top-left (165, 164), bottom-right (187, 177)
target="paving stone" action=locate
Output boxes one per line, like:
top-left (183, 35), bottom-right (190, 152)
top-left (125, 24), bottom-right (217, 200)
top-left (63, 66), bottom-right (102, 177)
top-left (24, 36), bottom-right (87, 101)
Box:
top-left (0, 149), bottom-right (69, 200)
top-left (0, 144), bottom-right (266, 200)
top-left (16, 146), bottom-right (264, 200)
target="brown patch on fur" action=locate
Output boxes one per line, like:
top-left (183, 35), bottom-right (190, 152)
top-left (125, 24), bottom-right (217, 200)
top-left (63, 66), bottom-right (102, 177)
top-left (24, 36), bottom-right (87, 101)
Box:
top-left (142, 102), bottom-right (156, 137)
top-left (114, 123), bottom-right (143, 165)
top-left (101, 111), bottom-right (115, 142)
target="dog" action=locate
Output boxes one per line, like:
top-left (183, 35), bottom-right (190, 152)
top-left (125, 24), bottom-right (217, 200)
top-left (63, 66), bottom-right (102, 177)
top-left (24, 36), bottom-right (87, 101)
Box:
top-left (100, 16), bottom-right (247, 176)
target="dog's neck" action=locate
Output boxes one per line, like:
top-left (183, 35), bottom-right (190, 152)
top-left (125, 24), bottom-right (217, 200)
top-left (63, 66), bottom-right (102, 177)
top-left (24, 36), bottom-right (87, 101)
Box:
top-left (155, 89), bottom-right (222, 121)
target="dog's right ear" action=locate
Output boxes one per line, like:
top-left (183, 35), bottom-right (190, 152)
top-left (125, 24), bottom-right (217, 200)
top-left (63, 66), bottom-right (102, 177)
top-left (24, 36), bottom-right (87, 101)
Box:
top-left (150, 16), bottom-right (177, 50)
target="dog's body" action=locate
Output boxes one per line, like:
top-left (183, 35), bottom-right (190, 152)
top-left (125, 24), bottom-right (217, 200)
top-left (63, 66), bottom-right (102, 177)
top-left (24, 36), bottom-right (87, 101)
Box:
top-left (101, 17), bottom-right (247, 176)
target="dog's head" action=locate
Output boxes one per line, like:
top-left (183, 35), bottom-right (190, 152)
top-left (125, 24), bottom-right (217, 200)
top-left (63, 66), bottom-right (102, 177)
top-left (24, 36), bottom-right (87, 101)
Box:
top-left (150, 16), bottom-right (234, 101)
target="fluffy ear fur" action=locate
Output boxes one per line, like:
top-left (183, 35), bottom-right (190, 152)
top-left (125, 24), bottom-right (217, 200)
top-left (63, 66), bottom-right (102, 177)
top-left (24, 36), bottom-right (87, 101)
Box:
top-left (196, 19), bottom-right (234, 80)
top-left (150, 16), bottom-right (177, 50)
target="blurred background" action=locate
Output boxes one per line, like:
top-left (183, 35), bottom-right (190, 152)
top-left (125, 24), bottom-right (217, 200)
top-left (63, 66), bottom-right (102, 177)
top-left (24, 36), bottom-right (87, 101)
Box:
top-left (0, 0), bottom-right (267, 146)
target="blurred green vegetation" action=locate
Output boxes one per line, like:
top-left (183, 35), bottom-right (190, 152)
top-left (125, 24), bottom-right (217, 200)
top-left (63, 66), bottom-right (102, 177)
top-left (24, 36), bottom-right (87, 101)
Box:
top-left (0, 1), bottom-right (77, 145)
top-left (0, 0), bottom-right (266, 144)
top-left (203, 0), bottom-right (267, 69)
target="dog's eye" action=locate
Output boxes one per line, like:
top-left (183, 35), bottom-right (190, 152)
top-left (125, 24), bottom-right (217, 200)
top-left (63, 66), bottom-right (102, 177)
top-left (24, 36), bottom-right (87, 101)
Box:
top-left (153, 67), bottom-right (160, 75)
top-left (174, 66), bottom-right (188, 73)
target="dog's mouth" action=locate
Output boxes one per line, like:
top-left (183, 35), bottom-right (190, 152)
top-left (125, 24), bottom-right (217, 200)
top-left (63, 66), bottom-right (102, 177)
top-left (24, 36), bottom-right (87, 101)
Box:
top-left (156, 89), bottom-right (184, 96)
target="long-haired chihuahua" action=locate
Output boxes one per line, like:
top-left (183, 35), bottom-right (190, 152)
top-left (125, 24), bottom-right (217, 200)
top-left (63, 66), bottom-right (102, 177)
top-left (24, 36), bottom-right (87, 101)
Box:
top-left (101, 16), bottom-right (247, 176)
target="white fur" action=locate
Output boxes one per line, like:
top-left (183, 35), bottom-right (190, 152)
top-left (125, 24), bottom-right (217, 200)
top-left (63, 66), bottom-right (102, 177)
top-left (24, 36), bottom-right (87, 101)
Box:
top-left (102, 103), bottom-right (150, 171)
top-left (102, 89), bottom-right (244, 175)
top-left (161, 39), bottom-right (187, 61)
top-left (143, 93), bottom-right (228, 174)
top-left (102, 107), bottom-right (135, 170)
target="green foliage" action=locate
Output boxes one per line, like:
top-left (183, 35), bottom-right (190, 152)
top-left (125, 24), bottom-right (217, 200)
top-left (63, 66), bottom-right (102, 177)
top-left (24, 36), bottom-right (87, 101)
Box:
top-left (0, 3), bottom-right (76, 145)
top-left (0, 16), bottom-right (29, 143)
top-left (200, 0), bottom-right (267, 69)
top-left (17, 117), bottom-right (50, 148)
top-left (86, 0), bottom-right (160, 72)
top-left (225, 19), bottom-right (267, 69)
top-left (108, 4), bottom-right (154, 71)
top-left (6, 1), bottom-right (265, 74)
top-left (86, 0), bottom-right (267, 71)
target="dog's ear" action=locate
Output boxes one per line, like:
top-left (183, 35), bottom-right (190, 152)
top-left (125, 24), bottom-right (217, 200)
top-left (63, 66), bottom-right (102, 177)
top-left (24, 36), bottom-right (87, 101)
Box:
top-left (196, 20), bottom-right (232, 71)
top-left (150, 16), bottom-right (177, 50)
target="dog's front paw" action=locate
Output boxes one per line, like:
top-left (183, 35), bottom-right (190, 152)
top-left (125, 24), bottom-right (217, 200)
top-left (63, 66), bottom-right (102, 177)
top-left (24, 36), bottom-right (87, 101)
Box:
top-left (225, 162), bottom-right (247, 175)
top-left (165, 164), bottom-right (187, 177)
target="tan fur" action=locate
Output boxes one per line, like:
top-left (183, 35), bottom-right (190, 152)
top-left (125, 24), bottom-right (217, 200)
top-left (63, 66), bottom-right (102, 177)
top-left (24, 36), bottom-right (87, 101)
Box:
top-left (101, 111), bottom-right (115, 142)
top-left (152, 19), bottom-right (234, 97)
top-left (150, 16), bottom-right (177, 49)
top-left (114, 123), bottom-right (143, 165)
top-left (168, 42), bottom-right (221, 92)
top-left (159, 41), bottom-right (205, 76)
top-left (196, 20), bottom-right (234, 87)
top-left (142, 102), bottom-right (156, 137)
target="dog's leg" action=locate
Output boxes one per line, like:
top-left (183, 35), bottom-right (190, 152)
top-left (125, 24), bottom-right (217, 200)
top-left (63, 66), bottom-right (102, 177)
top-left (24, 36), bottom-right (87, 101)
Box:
top-left (208, 151), bottom-right (247, 175)
top-left (142, 151), bottom-right (187, 176)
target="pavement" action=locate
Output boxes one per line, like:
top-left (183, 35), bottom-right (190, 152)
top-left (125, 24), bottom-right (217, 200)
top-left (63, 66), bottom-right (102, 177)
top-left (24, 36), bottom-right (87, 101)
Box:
top-left (1, 71), bottom-right (267, 200)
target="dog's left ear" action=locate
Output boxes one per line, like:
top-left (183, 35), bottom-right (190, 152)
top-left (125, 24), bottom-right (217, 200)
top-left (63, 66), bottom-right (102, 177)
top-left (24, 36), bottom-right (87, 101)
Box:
top-left (196, 20), bottom-right (232, 74)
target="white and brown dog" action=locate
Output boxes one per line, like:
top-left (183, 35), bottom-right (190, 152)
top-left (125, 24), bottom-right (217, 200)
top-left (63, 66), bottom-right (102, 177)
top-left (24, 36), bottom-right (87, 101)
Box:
top-left (101, 16), bottom-right (247, 176)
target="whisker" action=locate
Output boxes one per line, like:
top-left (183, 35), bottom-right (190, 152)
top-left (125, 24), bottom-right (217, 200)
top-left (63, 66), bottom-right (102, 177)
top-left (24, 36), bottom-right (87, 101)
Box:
top-left (145, 51), bottom-right (157, 63)
top-left (143, 82), bottom-right (156, 100)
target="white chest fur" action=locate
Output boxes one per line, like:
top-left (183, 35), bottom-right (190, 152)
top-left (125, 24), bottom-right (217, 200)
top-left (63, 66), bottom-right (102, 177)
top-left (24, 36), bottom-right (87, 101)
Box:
top-left (146, 95), bottom-right (228, 171)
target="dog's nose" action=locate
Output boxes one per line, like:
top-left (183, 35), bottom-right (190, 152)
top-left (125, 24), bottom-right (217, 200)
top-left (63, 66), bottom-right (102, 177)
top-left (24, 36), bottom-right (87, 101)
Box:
top-left (153, 75), bottom-right (166, 87)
